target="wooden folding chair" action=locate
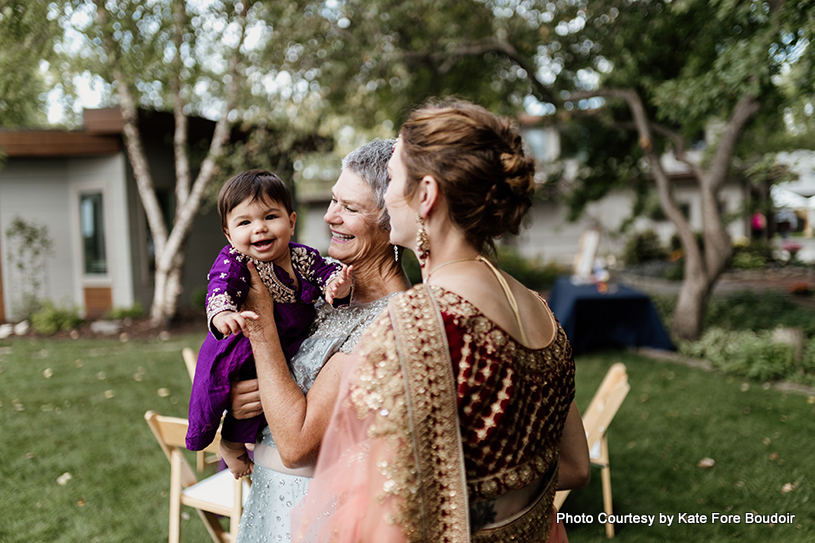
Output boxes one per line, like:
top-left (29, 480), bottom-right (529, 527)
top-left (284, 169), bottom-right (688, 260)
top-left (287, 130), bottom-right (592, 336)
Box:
top-left (145, 410), bottom-right (250, 543)
top-left (182, 347), bottom-right (197, 382)
top-left (182, 347), bottom-right (221, 472)
top-left (554, 362), bottom-right (630, 538)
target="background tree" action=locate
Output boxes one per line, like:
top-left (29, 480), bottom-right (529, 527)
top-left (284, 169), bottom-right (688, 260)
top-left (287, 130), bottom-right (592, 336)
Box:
top-left (269, 0), bottom-right (555, 127)
top-left (0, 1), bottom-right (62, 128)
top-left (550, 0), bottom-right (814, 340)
top-left (76, 0), bottom-right (247, 325)
top-left (290, 0), bottom-right (814, 340)
top-left (55, 0), bottom-right (329, 326)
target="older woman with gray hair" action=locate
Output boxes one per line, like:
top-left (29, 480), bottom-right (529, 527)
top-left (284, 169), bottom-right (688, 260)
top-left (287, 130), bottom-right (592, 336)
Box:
top-left (229, 138), bottom-right (410, 543)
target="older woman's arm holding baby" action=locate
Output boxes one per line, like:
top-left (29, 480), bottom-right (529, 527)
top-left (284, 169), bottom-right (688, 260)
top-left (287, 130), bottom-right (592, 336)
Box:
top-left (237, 262), bottom-right (351, 468)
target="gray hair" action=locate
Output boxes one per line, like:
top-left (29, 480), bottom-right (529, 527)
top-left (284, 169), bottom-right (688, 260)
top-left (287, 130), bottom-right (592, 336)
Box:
top-left (342, 138), bottom-right (396, 230)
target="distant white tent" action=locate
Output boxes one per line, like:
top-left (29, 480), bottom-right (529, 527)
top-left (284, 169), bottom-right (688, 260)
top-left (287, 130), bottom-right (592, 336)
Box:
top-left (771, 185), bottom-right (815, 237)
top-left (771, 185), bottom-right (814, 209)
top-left (776, 150), bottom-right (815, 198)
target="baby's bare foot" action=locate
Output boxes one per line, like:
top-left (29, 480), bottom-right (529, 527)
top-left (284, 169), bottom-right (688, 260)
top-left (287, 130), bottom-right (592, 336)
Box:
top-left (220, 439), bottom-right (253, 479)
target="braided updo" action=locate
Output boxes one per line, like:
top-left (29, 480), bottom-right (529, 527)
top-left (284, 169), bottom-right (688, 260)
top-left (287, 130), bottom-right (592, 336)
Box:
top-left (398, 99), bottom-right (536, 254)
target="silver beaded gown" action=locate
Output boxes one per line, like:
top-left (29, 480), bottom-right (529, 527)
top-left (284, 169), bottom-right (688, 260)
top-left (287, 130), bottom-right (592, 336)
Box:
top-left (236, 294), bottom-right (396, 543)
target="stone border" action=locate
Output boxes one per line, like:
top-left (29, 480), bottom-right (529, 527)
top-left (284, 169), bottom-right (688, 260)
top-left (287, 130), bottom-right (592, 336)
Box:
top-left (635, 347), bottom-right (815, 397)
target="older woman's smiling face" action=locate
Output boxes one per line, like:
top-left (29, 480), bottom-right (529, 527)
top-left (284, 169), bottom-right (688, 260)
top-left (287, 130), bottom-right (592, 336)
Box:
top-left (323, 169), bottom-right (389, 266)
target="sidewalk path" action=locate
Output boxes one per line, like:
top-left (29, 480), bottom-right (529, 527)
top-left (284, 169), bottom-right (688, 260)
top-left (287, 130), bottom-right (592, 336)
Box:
top-left (619, 266), bottom-right (815, 297)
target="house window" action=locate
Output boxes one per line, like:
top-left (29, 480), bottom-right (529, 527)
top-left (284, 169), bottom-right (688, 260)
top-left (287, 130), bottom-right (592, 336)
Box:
top-left (80, 192), bottom-right (107, 274)
top-left (679, 202), bottom-right (691, 220)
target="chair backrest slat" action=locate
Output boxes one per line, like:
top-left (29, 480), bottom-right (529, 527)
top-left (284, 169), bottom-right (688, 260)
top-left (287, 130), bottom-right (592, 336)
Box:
top-left (582, 363), bottom-right (630, 449)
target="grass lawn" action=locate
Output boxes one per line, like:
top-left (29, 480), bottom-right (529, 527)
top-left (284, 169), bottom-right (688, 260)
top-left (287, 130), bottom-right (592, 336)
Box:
top-left (1, 334), bottom-right (813, 542)
top-left (563, 351), bottom-right (815, 542)
top-left (0, 333), bottom-right (208, 543)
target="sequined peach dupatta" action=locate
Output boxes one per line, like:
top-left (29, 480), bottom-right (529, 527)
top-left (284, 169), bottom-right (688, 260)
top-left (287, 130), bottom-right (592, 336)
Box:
top-left (291, 285), bottom-right (470, 543)
top-left (290, 285), bottom-right (569, 542)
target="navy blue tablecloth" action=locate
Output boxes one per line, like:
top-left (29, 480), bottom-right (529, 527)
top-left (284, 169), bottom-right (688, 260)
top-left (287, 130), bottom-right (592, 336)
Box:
top-left (548, 276), bottom-right (675, 355)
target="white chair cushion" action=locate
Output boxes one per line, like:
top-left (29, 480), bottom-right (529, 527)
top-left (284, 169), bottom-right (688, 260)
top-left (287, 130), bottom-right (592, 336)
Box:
top-left (183, 469), bottom-right (250, 509)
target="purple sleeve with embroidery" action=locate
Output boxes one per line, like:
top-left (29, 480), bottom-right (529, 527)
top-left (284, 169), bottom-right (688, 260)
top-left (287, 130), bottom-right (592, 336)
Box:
top-left (205, 245), bottom-right (251, 338)
top-left (289, 242), bottom-right (343, 295)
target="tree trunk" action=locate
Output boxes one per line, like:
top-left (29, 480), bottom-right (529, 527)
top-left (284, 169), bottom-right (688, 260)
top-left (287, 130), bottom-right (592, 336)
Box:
top-left (95, 1), bottom-right (246, 328)
top-left (671, 263), bottom-right (711, 340)
top-left (150, 252), bottom-right (185, 326)
top-left (668, 95), bottom-right (759, 340)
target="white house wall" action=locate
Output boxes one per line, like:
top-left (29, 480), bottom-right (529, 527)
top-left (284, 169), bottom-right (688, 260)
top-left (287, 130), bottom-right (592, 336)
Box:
top-left (515, 185), bottom-right (749, 265)
top-left (0, 154), bottom-right (139, 320)
top-left (0, 159), bottom-right (77, 319)
top-left (517, 192), bottom-right (635, 265)
top-left (298, 202), bottom-right (332, 255)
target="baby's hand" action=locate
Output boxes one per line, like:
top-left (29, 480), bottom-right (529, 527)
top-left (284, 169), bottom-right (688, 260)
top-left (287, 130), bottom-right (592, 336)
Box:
top-left (325, 265), bottom-right (353, 304)
top-left (213, 310), bottom-right (253, 337)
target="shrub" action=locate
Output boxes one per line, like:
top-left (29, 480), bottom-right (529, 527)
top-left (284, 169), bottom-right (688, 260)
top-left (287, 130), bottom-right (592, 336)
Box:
top-left (31, 302), bottom-right (83, 335)
top-left (730, 252), bottom-right (767, 269)
top-left (669, 231), bottom-right (705, 253)
top-left (679, 328), bottom-right (755, 375)
top-left (657, 290), bottom-right (815, 340)
top-left (679, 327), bottom-right (797, 381)
top-left (495, 247), bottom-right (565, 291)
top-left (649, 293), bottom-right (677, 330)
top-left (729, 238), bottom-right (774, 269)
top-left (703, 290), bottom-right (815, 337)
top-left (623, 229), bottom-right (668, 266)
top-left (789, 282), bottom-right (813, 297)
top-left (105, 303), bottom-right (144, 320)
top-left (191, 287), bottom-right (208, 311)
top-left (802, 340), bottom-right (815, 373)
top-left (663, 260), bottom-right (684, 281)
top-left (741, 338), bottom-right (796, 381)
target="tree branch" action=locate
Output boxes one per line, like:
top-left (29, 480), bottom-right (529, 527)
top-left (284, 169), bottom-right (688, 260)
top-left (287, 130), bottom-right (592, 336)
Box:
top-left (94, 0), bottom-right (168, 258)
top-left (569, 87), bottom-right (704, 269)
top-left (649, 122), bottom-right (706, 181)
top-left (707, 93), bottom-right (761, 192)
top-left (404, 37), bottom-right (558, 104)
top-left (172, 0), bottom-right (191, 207)
top-left (161, 6), bottom-right (247, 266)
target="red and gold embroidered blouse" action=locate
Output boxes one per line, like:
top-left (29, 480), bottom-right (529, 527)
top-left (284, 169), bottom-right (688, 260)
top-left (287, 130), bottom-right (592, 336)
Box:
top-left (435, 287), bottom-right (576, 503)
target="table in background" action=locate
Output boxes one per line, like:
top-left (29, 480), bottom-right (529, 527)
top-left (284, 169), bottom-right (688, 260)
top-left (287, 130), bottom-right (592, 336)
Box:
top-left (547, 276), bottom-right (675, 355)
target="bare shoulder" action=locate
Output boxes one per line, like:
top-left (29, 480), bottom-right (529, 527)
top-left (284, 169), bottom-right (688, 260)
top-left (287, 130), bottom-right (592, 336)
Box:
top-left (503, 272), bottom-right (557, 348)
top-left (430, 266), bottom-right (556, 349)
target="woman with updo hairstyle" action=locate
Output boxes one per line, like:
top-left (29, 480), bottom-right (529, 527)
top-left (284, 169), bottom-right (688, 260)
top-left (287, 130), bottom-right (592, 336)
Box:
top-left (291, 99), bottom-right (589, 543)
top-left (397, 99), bottom-right (537, 254)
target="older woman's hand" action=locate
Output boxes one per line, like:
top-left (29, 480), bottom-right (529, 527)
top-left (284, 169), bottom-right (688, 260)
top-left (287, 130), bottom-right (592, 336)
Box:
top-left (229, 378), bottom-right (263, 420)
top-left (241, 261), bottom-right (272, 337)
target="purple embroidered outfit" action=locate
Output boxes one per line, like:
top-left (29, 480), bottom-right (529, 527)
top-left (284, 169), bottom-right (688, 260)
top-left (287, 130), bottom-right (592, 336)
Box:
top-left (186, 243), bottom-right (343, 451)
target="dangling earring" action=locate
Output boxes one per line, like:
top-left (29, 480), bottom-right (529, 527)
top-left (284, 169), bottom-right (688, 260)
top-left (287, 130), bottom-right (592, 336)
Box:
top-left (416, 213), bottom-right (430, 268)
top-left (393, 245), bottom-right (400, 263)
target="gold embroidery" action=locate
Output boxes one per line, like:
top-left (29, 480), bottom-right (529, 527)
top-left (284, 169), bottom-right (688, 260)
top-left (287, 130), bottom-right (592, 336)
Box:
top-left (389, 285), bottom-right (470, 542)
top-left (346, 286), bottom-right (470, 542)
top-left (344, 285), bottom-right (574, 543)
top-left (206, 292), bottom-right (238, 321)
top-left (430, 287), bottom-right (575, 505)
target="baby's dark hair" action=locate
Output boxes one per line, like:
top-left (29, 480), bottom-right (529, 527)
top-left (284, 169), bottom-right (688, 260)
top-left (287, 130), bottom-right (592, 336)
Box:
top-left (217, 169), bottom-right (292, 232)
